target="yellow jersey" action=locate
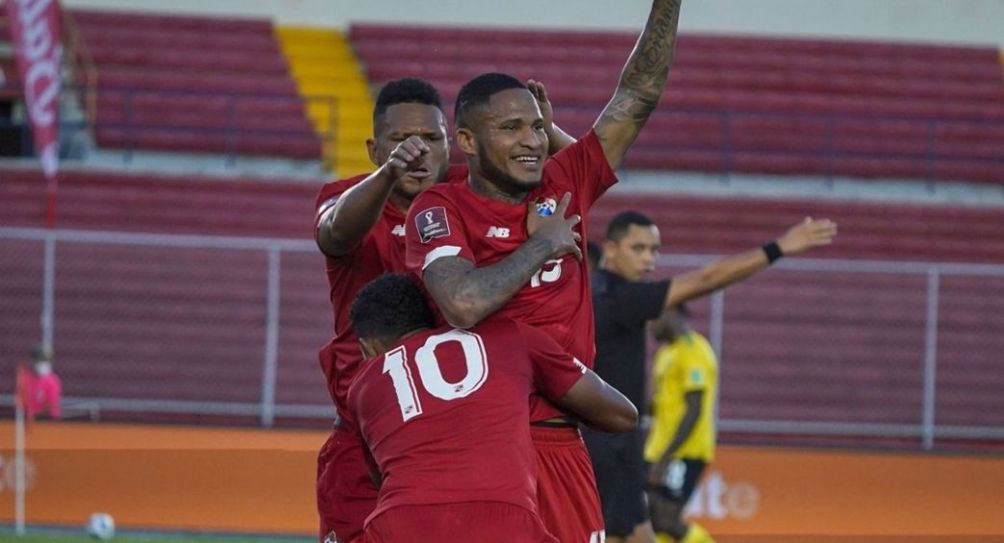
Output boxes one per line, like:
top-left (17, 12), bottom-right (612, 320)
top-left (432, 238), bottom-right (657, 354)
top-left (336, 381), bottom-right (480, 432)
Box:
top-left (644, 331), bottom-right (718, 463)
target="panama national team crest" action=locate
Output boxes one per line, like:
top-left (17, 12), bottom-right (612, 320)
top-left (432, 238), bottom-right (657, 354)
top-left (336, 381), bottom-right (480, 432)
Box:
top-left (535, 197), bottom-right (558, 217)
top-left (416, 206), bottom-right (450, 243)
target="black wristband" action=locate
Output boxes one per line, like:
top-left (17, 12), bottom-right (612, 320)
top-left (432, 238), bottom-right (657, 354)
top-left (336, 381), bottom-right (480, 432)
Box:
top-left (762, 241), bottom-right (783, 264)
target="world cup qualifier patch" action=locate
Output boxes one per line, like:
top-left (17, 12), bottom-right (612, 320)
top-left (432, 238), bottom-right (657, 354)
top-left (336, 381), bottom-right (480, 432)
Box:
top-left (416, 206), bottom-right (451, 243)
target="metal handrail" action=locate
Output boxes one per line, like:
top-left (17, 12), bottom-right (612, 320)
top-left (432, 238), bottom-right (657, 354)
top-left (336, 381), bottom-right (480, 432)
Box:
top-left (1, 226), bottom-right (1003, 448)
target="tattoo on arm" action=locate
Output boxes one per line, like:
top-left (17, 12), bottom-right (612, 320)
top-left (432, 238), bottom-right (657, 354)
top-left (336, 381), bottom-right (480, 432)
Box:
top-left (621, 0), bottom-right (682, 96)
top-left (595, 0), bottom-right (683, 164)
top-left (424, 238), bottom-right (556, 328)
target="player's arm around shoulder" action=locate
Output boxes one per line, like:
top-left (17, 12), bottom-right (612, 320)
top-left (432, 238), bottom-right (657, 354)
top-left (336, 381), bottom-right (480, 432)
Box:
top-left (520, 323), bottom-right (638, 433)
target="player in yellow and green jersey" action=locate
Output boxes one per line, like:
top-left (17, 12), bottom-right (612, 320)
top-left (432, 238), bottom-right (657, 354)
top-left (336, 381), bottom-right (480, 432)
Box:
top-left (645, 304), bottom-right (718, 543)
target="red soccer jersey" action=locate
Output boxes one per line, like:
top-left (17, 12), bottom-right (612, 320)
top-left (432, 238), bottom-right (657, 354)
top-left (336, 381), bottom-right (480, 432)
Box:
top-left (405, 131), bottom-right (617, 421)
top-left (314, 166), bottom-right (466, 415)
top-left (346, 320), bottom-right (587, 522)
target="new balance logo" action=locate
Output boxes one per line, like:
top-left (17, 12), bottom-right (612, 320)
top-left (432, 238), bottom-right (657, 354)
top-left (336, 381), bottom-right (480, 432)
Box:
top-left (486, 226), bottom-right (511, 238)
top-left (391, 224), bottom-right (406, 237)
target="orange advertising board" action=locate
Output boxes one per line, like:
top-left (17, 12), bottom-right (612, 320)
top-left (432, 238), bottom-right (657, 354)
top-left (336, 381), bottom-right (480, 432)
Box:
top-left (1, 421), bottom-right (1003, 539)
top-left (0, 421), bottom-right (322, 535)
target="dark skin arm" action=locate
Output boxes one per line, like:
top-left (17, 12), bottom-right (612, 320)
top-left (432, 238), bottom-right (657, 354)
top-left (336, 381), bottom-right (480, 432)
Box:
top-left (554, 369), bottom-right (639, 433)
top-left (528, 79), bottom-right (576, 154)
top-left (316, 136), bottom-right (429, 258)
top-left (664, 217), bottom-right (838, 307)
top-left (648, 390), bottom-right (702, 485)
top-left (423, 193), bottom-right (582, 329)
top-left (593, 0), bottom-right (684, 169)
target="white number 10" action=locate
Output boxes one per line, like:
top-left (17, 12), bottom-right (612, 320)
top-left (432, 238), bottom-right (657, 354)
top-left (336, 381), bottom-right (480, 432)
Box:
top-left (382, 329), bottom-right (489, 422)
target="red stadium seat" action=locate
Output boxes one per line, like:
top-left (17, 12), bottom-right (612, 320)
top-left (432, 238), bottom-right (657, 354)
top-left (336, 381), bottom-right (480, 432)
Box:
top-left (68, 9), bottom-right (317, 160)
top-left (350, 23), bottom-right (1004, 184)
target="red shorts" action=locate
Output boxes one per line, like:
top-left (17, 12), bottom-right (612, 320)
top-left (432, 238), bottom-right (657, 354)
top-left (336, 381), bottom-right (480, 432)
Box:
top-left (317, 424), bottom-right (379, 543)
top-left (362, 502), bottom-right (556, 543)
top-left (532, 426), bottom-right (606, 543)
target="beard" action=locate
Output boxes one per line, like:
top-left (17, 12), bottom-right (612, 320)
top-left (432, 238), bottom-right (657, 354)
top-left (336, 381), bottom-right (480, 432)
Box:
top-left (477, 143), bottom-right (541, 196)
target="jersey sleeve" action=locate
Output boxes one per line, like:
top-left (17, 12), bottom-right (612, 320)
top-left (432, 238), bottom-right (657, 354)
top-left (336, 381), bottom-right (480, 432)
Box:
top-left (608, 279), bottom-right (671, 327)
top-left (405, 188), bottom-right (476, 273)
top-left (677, 338), bottom-right (713, 393)
top-left (314, 176), bottom-right (368, 263)
top-left (546, 130), bottom-right (618, 208)
top-left (314, 176), bottom-right (363, 227)
top-left (518, 322), bottom-right (589, 401)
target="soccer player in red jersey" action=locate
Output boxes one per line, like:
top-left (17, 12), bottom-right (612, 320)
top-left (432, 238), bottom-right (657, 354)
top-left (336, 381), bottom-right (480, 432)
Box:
top-left (405, 2), bottom-right (686, 540)
top-left (314, 78), bottom-right (574, 543)
top-left (313, 78), bottom-right (455, 543)
top-left (345, 274), bottom-right (637, 543)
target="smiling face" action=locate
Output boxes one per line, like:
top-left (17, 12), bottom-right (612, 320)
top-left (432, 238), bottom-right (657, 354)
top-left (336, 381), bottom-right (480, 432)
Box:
top-left (458, 88), bottom-right (549, 196)
top-left (603, 223), bottom-right (661, 282)
top-left (368, 102), bottom-right (450, 202)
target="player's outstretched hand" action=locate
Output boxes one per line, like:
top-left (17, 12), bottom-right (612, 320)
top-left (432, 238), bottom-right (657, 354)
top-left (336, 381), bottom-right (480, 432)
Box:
top-left (527, 79), bottom-right (554, 131)
top-left (527, 192), bottom-right (583, 260)
top-left (777, 217), bottom-right (838, 256)
top-left (385, 135), bottom-right (430, 180)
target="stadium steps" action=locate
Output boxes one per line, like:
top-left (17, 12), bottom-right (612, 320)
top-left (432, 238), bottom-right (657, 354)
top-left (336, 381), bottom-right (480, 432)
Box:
top-left (69, 9), bottom-right (321, 161)
top-left (275, 26), bottom-right (373, 177)
top-left (349, 24), bottom-right (1004, 184)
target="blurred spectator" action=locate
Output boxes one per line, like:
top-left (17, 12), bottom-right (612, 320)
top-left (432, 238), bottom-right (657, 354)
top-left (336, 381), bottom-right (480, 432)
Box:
top-left (18, 344), bottom-right (62, 420)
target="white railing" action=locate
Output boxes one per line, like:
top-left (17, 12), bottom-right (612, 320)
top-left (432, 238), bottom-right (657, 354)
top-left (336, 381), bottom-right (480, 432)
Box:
top-left (2, 226), bottom-right (1003, 450)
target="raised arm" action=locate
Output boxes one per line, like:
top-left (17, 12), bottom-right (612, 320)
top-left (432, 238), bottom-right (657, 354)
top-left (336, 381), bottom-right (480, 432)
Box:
top-left (593, 0), bottom-right (683, 169)
top-left (423, 194), bottom-right (582, 328)
top-left (316, 136), bottom-right (429, 258)
top-left (664, 217), bottom-right (838, 307)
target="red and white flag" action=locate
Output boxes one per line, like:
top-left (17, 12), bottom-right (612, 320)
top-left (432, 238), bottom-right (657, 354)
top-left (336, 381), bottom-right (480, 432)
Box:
top-left (4, 0), bottom-right (61, 180)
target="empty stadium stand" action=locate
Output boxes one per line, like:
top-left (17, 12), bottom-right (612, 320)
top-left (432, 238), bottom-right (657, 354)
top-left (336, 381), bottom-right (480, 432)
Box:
top-left (68, 9), bottom-right (322, 160)
top-left (592, 193), bottom-right (1004, 263)
top-left (2, 166), bottom-right (1003, 444)
top-left (350, 24), bottom-right (1004, 183)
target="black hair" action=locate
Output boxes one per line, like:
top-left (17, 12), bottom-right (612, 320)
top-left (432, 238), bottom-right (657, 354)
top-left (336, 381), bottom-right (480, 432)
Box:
top-left (350, 273), bottom-right (437, 342)
top-left (605, 210), bottom-right (655, 242)
top-left (454, 72), bottom-right (527, 129)
top-left (373, 78), bottom-right (443, 122)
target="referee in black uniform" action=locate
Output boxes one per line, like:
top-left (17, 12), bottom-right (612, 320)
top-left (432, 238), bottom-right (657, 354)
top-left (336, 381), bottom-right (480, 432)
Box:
top-left (583, 210), bottom-right (837, 543)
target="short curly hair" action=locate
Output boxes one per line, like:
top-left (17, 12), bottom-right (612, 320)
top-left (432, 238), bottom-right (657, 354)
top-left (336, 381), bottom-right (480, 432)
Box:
top-left (350, 273), bottom-right (436, 342)
top-left (373, 78), bottom-right (443, 122)
top-left (454, 72), bottom-right (526, 129)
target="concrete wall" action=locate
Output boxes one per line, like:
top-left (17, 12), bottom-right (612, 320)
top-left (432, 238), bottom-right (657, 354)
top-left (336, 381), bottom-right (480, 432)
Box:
top-left (61, 0), bottom-right (1004, 48)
